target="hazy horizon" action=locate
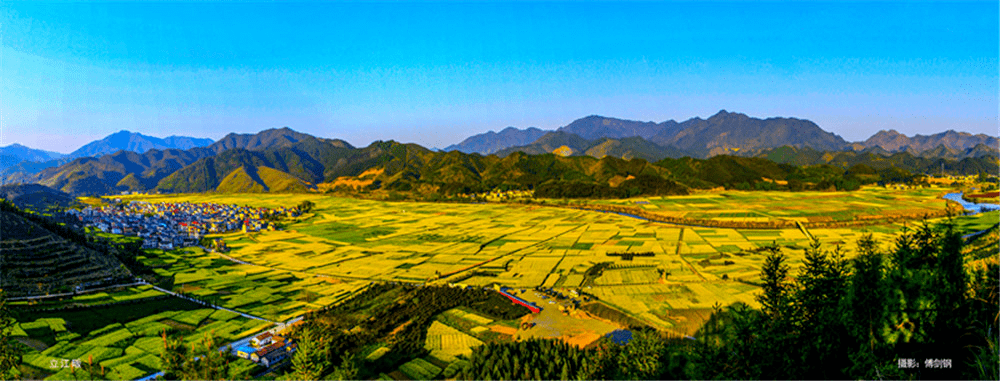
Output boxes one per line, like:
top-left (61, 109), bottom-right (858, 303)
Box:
top-left (3, 1), bottom-right (997, 153)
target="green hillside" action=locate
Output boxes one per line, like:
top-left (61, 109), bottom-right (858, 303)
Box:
top-left (215, 166), bottom-right (267, 193)
top-left (19, 127), bottom-right (1000, 198)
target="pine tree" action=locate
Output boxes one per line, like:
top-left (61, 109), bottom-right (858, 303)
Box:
top-left (292, 327), bottom-right (329, 380)
top-left (159, 331), bottom-right (187, 380)
top-left (932, 221), bottom-right (967, 336)
top-left (795, 240), bottom-right (850, 379)
top-left (848, 235), bottom-right (887, 344)
top-left (758, 245), bottom-right (792, 321)
top-left (845, 234), bottom-right (889, 378)
top-left (615, 330), bottom-right (665, 379)
top-left (0, 290), bottom-right (20, 381)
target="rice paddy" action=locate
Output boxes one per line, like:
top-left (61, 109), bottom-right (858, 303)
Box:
top-left (116, 186), bottom-right (976, 336)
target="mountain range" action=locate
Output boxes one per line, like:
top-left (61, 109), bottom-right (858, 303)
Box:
top-left (3, 111), bottom-right (996, 197)
top-left (448, 111), bottom-right (997, 159)
top-left (444, 127), bottom-right (548, 154)
top-left (861, 129), bottom-right (999, 153)
top-left (69, 130), bottom-right (214, 158)
top-left (0, 143), bottom-right (64, 163)
top-left (1, 131), bottom-right (215, 185)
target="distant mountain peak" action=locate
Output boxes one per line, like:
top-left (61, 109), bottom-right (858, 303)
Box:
top-left (68, 131), bottom-right (213, 159)
top-left (861, 129), bottom-right (997, 153)
top-left (443, 126), bottom-right (551, 155)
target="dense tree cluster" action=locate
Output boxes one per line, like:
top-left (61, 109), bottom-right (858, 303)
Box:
top-left (159, 332), bottom-right (234, 380)
top-left (692, 222), bottom-right (998, 380)
top-left (287, 284), bottom-right (531, 380)
top-left (459, 330), bottom-right (690, 380)
top-left (534, 174), bottom-right (689, 199)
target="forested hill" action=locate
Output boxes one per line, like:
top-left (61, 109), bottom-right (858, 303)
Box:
top-left (10, 127), bottom-right (1000, 197)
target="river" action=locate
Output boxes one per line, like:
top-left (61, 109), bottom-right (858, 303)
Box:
top-left (942, 192), bottom-right (1000, 214)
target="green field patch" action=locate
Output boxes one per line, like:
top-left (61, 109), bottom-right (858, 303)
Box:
top-left (365, 346), bottom-right (390, 361)
top-left (714, 245), bottom-right (742, 253)
top-left (130, 337), bottom-right (165, 354)
top-left (208, 309), bottom-right (240, 322)
top-left (81, 328), bottom-right (134, 347)
top-left (399, 357), bottom-right (443, 380)
top-left (172, 309), bottom-right (216, 326)
top-left (616, 240), bottom-right (644, 246)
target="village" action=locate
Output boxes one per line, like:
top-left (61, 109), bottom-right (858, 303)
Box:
top-left (66, 201), bottom-right (300, 250)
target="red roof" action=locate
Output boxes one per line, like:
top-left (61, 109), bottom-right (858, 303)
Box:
top-left (255, 342), bottom-right (284, 357)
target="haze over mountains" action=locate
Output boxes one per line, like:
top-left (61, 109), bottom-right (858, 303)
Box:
top-left (2, 110), bottom-right (996, 197)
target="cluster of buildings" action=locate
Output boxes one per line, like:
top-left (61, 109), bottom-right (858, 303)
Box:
top-left (66, 201), bottom-right (300, 250)
top-left (236, 329), bottom-right (298, 367)
top-left (464, 189), bottom-right (534, 201)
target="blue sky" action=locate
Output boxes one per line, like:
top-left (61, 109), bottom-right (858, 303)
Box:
top-left (3, 1), bottom-right (997, 153)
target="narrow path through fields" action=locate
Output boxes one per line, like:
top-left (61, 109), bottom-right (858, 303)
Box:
top-left (673, 229), bottom-right (707, 282)
top-left (436, 225), bottom-right (587, 283)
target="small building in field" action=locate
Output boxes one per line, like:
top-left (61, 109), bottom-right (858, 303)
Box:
top-left (251, 332), bottom-right (274, 347)
top-left (235, 345), bottom-right (256, 359)
top-left (251, 337), bottom-right (291, 367)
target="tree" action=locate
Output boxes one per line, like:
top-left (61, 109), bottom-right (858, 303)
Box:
top-left (758, 244), bottom-right (793, 322)
top-left (298, 200), bottom-right (315, 213)
top-left (292, 327), bottom-right (329, 380)
top-left (794, 240), bottom-right (850, 379)
top-left (847, 235), bottom-right (887, 344)
top-left (161, 331), bottom-right (233, 380)
top-left (0, 290), bottom-right (20, 381)
top-left (845, 235), bottom-right (889, 378)
top-left (160, 331), bottom-right (187, 380)
top-left (180, 334), bottom-right (232, 380)
top-left (612, 330), bottom-right (665, 379)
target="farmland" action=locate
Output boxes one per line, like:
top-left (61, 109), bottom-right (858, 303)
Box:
top-left (589, 186), bottom-right (952, 224)
top-left (10, 286), bottom-right (267, 380)
top-left (106, 186), bottom-right (978, 337)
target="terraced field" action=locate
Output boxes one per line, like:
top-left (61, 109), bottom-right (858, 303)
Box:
top-left (0, 211), bottom-right (131, 297)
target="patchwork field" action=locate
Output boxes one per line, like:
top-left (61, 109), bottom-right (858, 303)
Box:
top-left (591, 186), bottom-right (952, 223)
top-left (142, 247), bottom-right (370, 322)
top-left (114, 186), bottom-right (977, 336)
top-left (11, 286), bottom-right (266, 380)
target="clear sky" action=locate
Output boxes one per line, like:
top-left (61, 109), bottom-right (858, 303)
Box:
top-left (2, 1), bottom-right (997, 153)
